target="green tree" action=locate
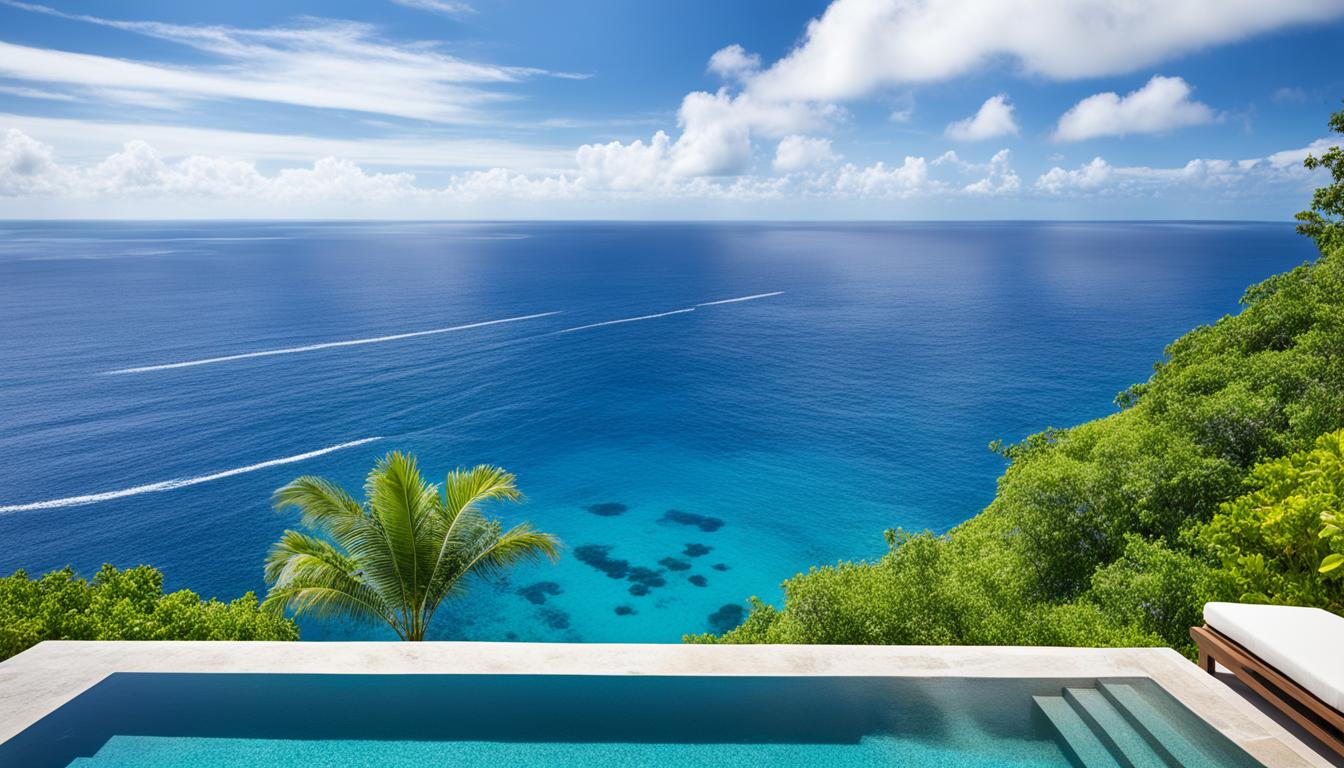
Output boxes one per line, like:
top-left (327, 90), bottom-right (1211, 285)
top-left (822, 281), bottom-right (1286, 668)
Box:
top-left (263, 452), bottom-right (560, 640)
top-left (0, 564), bottom-right (297, 661)
top-left (1297, 102), bottom-right (1344, 253)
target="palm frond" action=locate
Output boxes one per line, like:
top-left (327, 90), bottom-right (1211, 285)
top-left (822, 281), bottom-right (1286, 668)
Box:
top-left (272, 476), bottom-right (367, 540)
top-left (262, 530), bottom-right (394, 628)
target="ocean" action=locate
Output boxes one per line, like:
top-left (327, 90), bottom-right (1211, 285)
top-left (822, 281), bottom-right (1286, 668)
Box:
top-left (0, 221), bottom-right (1318, 642)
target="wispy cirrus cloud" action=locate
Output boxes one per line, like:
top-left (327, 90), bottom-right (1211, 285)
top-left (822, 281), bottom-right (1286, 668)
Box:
top-left (390, 0), bottom-right (476, 17)
top-left (0, 1), bottom-right (582, 123)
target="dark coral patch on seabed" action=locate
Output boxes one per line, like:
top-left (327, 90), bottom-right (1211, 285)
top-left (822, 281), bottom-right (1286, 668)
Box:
top-left (627, 566), bottom-right (666, 587)
top-left (586, 502), bottom-right (628, 517)
top-left (711, 563), bottom-right (730, 571)
top-left (614, 605), bottom-right (636, 616)
top-left (688, 574), bottom-right (708, 587)
top-left (658, 557), bottom-right (691, 571)
top-left (708, 603), bottom-right (746, 633)
top-left (629, 583), bottom-right (650, 596)
top-left (574, 544), bottom-right (630, 579)
top-left (517, 581), bottom-right (562, 605)
top-left (683, 543), bottom-right (713, 557)
top-left (539, 607), bottom-right (570, 629)
top-left (660, 509), bottom-right (724, 532)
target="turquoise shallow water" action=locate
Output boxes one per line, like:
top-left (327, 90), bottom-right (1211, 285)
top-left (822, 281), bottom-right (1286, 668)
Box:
top-left (0, 221), bottom-right (1317, 641)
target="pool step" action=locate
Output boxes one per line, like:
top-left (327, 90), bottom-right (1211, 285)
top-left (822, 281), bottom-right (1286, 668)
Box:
top-left (1034, 695), bottom-right (1124, 768)
top-left (1036, 684), bottom-right (1217, 768)
top-left (1097, 682), bottom-right (1223, 768)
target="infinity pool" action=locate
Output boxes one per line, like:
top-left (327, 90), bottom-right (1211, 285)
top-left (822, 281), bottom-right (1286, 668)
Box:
top-left (0, 673), bottom-right (1258, 767)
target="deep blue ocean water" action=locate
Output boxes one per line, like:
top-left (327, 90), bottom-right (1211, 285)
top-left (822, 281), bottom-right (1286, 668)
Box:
top-left (0, 221), bottom-right (1318, 642)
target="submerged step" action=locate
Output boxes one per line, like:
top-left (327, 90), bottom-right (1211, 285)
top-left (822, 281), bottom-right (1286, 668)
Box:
top-left (1062, 687), bottom-right (1167, 768)
top-left (1098, 682), bottom-right (1232, 768)
top-left (1034, 695), bottom-right (1123, 768)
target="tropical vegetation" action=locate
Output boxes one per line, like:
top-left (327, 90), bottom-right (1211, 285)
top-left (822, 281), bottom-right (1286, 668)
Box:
top-left (690, 102), bottom-right (1344, 654)
top-left (263, 451), bottom-right (560, 641)
top-left (0, 564), bottom-right (297, 661)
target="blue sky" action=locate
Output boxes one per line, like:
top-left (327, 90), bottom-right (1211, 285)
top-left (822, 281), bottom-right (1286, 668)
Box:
top-left (0, 0), bottom-right (1342, 219)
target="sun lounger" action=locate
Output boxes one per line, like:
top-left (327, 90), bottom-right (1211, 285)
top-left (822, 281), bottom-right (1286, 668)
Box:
top-left (1191, 601), bottom-right (1344, 756)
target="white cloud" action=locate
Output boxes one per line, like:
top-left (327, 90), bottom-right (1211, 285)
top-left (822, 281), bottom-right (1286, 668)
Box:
top-left (888, 107), bottom-right (914, 123)
top-left (0, 3), bottom-right (579, 123)
top-left (389, 0), bottom-right (475, 16)
top-left (832, 157), bottom-right (929, 197)
top-left (1053, 76), bottom-right (1216, 141)
top-left (0, 128), bottom-right (1329, 217)
top-left (1034, 139), bottom-right (1332, 195)
top-left (0, 113), bottom-right (574, 172)
top-left (0, 128), bottom-right (64, 195)
top-left (944, 95), bottom-right (1020, 141)
top-left (575, 132), bottom-right (674, 190)
top-left (963, 149), bottom-right (1021, 194)
top-left (0, 84), bottom-right (79, 102)
top-left (707, 44), bottom-right (761, 82)
top-left (663, 90), bottom-right (836, 177)
top-left (932, 148), bottom-right (1021, 194)
top-left (746, 0), bottom-right (1344, 102)
top-left (774, 135), bottom-right (839, 173)
top-left (1035, 157), bottom-right (1114, 193)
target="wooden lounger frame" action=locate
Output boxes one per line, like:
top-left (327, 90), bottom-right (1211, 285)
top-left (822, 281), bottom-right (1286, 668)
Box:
top-left (1191, 624), bottom-right (1344, 757)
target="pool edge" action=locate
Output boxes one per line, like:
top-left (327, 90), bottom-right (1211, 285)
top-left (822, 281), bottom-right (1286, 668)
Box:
top-left (0, 641), bottom-right (1327, 767)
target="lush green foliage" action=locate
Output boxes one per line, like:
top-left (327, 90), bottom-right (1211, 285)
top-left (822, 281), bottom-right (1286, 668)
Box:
top-left (691, 105), bottom-right (1344, 651)
top-left (0, 564), bottom-right (297, 661)
top-left (1201, 428), bottom-right (1344, 609)
top-left (1296, 102), bottom-right (1344, 253)
top-left (264, 452), bottom-right (561, 640)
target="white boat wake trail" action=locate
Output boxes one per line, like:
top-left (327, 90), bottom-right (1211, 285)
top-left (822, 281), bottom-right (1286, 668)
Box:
top-left (695, 291), bottom-right (784, 307)
top-left (102, 312), bottom-right (560, 375)
top-left (554, 291), bottom-right (783, 334)
top-left (0, 437), bottom-right (383, 513)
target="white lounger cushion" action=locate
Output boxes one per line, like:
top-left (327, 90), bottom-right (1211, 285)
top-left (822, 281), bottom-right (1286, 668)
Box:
top-left (1204, 601), bottom-right (1344, 712)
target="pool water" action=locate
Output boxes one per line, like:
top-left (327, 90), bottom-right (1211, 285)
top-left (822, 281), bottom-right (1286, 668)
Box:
top-left (0, 673), bottom-right (1259, 767)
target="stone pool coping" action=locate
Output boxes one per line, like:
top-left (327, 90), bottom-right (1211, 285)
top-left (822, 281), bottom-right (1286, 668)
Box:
top-left (0, 641), bottom-right (1329, 767)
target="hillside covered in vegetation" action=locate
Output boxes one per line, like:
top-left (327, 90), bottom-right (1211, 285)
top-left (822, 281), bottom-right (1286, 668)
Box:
top-left (692, 105), bottom-right (1344, 653)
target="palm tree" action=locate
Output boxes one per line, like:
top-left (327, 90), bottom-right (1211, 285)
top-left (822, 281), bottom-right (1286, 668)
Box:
top-left (263, 451), bottom-right (560, 640)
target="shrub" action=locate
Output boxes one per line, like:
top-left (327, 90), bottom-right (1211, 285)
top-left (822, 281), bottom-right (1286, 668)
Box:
top-left (0, 564), bottom-right (298, 661)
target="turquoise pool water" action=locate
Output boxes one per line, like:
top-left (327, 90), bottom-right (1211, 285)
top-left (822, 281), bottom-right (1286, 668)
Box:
top-left (65, 735), bottom-right (1058, 767)
top-left (0, 673), bottom-right (1261, 767)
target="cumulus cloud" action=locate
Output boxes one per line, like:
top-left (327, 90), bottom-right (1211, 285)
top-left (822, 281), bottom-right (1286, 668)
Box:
top-left (963, 149), bottom-right (1021, 194)
top-left (933, 148), bottom-right (1021, 194)
top-left (1034, 138), bottom-right (1333, 195)
top-left (746, 0), bottom-right (1344, 102)
top-left (832, 157), bottom-right (930, 197)
top-left (0, 128), bottom-right (64, 195)
top-left (0, 128), bottom-right (1328, 216)
top-left (944, 95), bottom-right (1020, 141)
top-left (657, 90), bottom-right (836, 177)
top-left (1053, 76), bottom-right (1216, 141)
top-left (574, 132), bottom-right (674, 190)
top-left (707, 44), bottom-right (761, 82)
top-left (773, 135), bottom-right (839, 173)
